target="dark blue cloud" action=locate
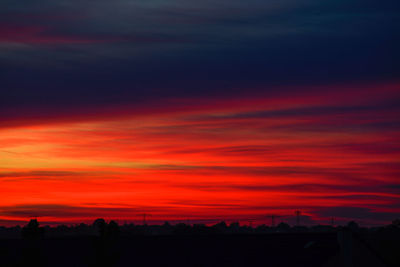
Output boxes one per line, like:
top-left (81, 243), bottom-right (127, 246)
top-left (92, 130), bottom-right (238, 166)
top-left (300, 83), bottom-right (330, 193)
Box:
top-left (1, 0), bottom-right (399, 123)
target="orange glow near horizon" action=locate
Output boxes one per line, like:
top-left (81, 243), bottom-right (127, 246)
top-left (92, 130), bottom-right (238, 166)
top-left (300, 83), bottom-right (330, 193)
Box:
top-left (1, 83), bottom-right (399, 226)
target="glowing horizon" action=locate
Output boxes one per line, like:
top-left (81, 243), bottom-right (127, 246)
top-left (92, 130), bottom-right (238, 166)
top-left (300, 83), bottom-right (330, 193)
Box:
top-left (1, 82), bottom-right (399, 227)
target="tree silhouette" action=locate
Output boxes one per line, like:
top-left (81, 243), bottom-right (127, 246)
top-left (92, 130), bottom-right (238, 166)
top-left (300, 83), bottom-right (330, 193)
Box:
top-left (22, 219), bottom-right (44, 239)
top-left (91, 219), bottom-right (121, 267)
top-left (20, 219), bottom-right (45, 266)
top-left (93, 218), bottom-right (107, 237)
top-left (347, 221), bottom-right (359, 231)
top-left (276, 222), bottom-right (290, 232)
top-left (106, 220), bottom-right (120, 240)
top-left (213, 221), bottom-right (228, 234)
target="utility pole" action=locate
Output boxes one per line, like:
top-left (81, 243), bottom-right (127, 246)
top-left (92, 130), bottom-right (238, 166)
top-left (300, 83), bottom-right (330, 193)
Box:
top-left (266, 214), bottom-right (285, 227)
top-left (248, 219), bottom-right (255, 227)
top-left (142, 213), bottom-right (151, 225)
top-left (267, 215), bottom-right (277, 227)
top-left (295, 210), bottom-right (301, 226)
top-left (331, 217), bottom-right (335, 226)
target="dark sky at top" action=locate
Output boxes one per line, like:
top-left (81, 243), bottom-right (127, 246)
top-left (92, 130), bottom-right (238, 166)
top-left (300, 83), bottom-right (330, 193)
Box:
top-left (1, 0), bottom-right (399, 124)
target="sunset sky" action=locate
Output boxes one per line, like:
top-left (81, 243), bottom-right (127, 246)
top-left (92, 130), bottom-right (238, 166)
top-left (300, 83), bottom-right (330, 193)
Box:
top-left (1, 0), bottom-right (399, 226)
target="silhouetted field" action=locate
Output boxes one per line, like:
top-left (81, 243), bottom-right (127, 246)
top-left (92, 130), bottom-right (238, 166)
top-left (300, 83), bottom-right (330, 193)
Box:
top-left (0, 219), bottom-right (399, 267)
top-left (0, 233), bottom-right (338, 267)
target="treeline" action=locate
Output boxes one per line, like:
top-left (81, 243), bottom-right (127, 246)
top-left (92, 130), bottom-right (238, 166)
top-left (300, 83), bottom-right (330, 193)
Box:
top-left (0, 218), bottom-right (399, 239)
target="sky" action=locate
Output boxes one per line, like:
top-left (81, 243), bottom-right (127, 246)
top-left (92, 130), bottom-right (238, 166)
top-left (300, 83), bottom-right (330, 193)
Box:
top-left (0, 0), bottom-right (399, 226)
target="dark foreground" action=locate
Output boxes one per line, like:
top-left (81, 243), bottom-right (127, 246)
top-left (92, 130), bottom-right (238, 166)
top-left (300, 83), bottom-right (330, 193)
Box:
top-left (1, 233), bottom-right (336, 267)
top-left (1, 231), bottom-right (399, 267)
top-left (1, 219), bottom-right (400, 267)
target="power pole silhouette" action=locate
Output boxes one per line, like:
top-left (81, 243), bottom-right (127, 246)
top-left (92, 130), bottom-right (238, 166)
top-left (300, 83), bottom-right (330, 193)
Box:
top-left (331, 217), bottom-right (335, 226)
top-left (266, 214), bottom-right (283, 227)
top-left (186, 215), bottom-right (191, 225)
top-left (248, 219), bottom-right (255, 227)
top-left (295, 210), bottom-right (301, 226)
top-left (271, 215), bottom-right (275, 227)
top-left (141, 213), bottom-right (151, 225)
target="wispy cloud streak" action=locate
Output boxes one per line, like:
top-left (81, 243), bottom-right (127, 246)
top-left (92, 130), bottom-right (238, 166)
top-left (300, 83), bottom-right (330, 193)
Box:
top-left (0, 82), bottom-right (399, 225)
